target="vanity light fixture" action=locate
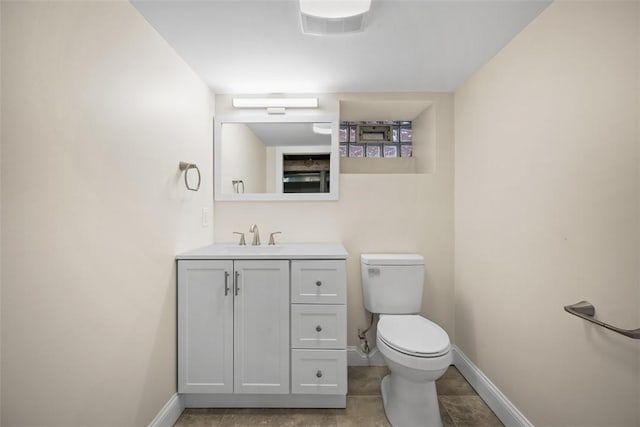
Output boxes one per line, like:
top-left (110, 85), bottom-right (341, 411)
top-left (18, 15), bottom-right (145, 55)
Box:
top-left (300, 0), bottom-right (371, 35)
top-left (232, 97), bottom-right (319, 115)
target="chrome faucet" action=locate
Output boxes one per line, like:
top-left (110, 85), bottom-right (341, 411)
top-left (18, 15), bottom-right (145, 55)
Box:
top-left (249, 224), bottom-right (261, 246)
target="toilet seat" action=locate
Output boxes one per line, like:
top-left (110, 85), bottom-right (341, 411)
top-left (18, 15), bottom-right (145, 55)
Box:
top-left (378, 315), bottom-right (450, 358)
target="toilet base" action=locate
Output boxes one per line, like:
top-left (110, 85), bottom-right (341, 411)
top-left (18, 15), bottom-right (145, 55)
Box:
top-left (381, 374), bottom-right (443, 427)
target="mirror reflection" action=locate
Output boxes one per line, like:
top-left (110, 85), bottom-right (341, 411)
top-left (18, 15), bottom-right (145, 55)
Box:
top-left (219, 122), bottom-right (332, 195)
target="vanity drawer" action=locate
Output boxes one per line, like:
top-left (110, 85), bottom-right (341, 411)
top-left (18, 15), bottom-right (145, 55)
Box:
top-left (291, 349), bottom-right (347, 395)
top-left (291, 260), bottom-right (346, 304)
top-left (291, 305), bottom-right (346, 349)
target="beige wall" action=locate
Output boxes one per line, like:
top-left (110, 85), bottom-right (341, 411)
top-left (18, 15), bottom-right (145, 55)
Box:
top-left (214, 92), bottom-right (454, 347)
top-left (455, 2), bottom-right (640, 426)
top-left (0, 1), bottom-right (3, 421)
top-left (220, 124), bottom-right (267, 194)
top-left (1, 2), bottom-right (213, 426)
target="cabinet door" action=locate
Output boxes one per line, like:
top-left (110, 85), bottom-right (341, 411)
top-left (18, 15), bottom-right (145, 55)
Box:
top-left (178, 260), bottom-right (234, 394)
top-left (233, 260), bottom-right (290, 394)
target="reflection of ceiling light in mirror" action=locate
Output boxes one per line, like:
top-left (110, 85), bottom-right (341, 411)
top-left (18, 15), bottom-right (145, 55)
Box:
top-left (300, 0), bottom-right (371, 35)
top-left (313, 123), bottom-right (332, 135)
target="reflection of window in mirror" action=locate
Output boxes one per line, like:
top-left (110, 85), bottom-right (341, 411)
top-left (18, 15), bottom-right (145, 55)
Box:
top-left (274, 145), bottom-right (331, 194)
top-left (282, 154), bottom-right (330, 193)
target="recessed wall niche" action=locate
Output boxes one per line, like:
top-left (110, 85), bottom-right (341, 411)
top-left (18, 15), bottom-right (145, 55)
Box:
top-left (339, 99), bottom-right (435, 174)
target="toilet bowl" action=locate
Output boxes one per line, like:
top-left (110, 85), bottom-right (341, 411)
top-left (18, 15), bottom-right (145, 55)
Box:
top-left (360, 253), bottom-right (451, 427)
top-left (376, 314), bottom-right (451, 427)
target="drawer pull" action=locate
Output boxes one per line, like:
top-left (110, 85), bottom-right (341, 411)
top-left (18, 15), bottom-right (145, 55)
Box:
top-left (316, 370), bottom-right (323, 378)
top-left (315, 325), bottom-right (322, 332)
top-left (316, 280), bottom-right (322, 286)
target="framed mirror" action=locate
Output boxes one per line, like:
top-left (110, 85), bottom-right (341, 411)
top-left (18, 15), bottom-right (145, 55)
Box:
top-left (214, 115), bottom-right (340, 201)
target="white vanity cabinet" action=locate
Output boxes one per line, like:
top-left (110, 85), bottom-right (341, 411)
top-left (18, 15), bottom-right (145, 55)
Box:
top-left (178, 259), bottom-right (290, 395)
top-left (176, 243), bottom-right (348, 408)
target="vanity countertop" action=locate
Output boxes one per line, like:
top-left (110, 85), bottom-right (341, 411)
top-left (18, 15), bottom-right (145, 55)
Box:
top-left (176, 242), bottom-right (348, 260)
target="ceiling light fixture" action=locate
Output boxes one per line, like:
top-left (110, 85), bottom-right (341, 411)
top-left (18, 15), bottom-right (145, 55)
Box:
top-left (300, 0), bottom-right (371, 36)
top-left (232, 97), bottom-right (319, 114)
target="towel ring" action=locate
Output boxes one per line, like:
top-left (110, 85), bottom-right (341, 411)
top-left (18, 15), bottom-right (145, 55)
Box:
top-left (232, 179), bottom-right (245, 194)
top-left (179, 161), bottom-right (201, 191)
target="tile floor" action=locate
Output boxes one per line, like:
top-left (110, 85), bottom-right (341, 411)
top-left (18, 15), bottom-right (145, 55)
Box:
top-left (174, 365), bottom-right (503, 427)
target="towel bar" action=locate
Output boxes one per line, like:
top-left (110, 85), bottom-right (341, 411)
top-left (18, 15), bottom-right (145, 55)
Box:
top-left (564, 301), bottom-right (640, 339)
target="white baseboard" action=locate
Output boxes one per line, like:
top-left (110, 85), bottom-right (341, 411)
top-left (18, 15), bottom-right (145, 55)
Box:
top-left (452, 345), bottom-right (533, 427)
top-left (347, 345), bottom-right (386, 366)
top-left (148, 393), bottom-right (184, 427)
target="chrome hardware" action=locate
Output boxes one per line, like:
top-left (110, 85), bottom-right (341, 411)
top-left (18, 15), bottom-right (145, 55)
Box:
top-left (315, 325), bottom-right (322, 332)
top-left (233, 232), bottom-right (246, 246)
top-left (231, 179), bottom-right (245, 194)
top-left (564, 301), bottom-right (640, 339)
top-left (316, 370), bottom-right (323, 378)
top-left (249, 224), bottom-right (261, 246)
top-left (234, 271), bottom-right (240, 296)
top-left (224, 271), bottom-right (230, 296)
top-left (316, 280), bottom-right (322, 287)
top-left (178, 161), bottom-right (201, 191)
top-left (268, 231), bottom-right (282, 245)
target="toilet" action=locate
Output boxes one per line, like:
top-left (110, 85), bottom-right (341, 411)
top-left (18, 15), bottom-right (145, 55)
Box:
top-left (361, 254), bottom-right (451, 427)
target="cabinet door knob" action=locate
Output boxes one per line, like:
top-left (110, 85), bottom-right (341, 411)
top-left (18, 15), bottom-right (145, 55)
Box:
top-left (316, 280), bottom-right (322, 287)
top-left (316, 370), bottom-right (323, 378)
top-left (315, 325), bottom-right (322, 332)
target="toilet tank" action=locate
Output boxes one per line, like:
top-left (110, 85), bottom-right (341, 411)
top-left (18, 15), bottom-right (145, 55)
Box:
top-left (361, 254), bottom-right (424, 314)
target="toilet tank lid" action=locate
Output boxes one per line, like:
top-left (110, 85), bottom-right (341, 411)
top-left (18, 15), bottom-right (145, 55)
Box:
top-left (361, 254), bottom-right (424, 266)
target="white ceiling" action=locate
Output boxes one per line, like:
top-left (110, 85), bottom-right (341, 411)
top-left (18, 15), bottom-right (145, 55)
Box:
top-left (132, 0), bottom-right (550, 94)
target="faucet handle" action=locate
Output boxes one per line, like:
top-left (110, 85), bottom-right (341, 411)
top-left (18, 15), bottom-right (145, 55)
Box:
top-left (233, 232), bottom-right (246, 246)
top-left (268, 232), bottom-right (282, 246)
